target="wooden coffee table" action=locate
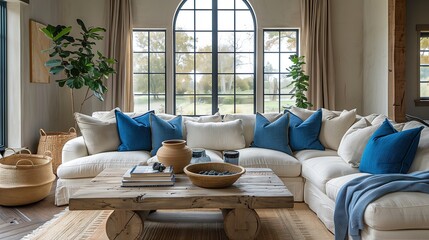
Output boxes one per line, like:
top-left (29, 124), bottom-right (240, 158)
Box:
top-left (69, 168), bottom-right (294, 240)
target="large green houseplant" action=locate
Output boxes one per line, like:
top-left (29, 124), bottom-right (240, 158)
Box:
top-left (286, 55), bottom-right (313, 109)
top-left (41, 19), bottom-right (116, 114)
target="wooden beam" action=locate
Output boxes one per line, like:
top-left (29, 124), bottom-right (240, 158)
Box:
top-left (388, 0), bottom-right (406, 122)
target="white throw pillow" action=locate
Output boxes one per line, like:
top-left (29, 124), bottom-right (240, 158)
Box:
top-left (75, 109), bottom-right (120, 155)
top-left (319, 109), bottom-right (357, 150)
top-left (185, 119), bottom-right (246, 151)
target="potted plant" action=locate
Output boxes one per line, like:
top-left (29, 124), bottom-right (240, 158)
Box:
top-left (40, 19), bottom-right (116, 114)
top-left (286, 55), bottom-right (313, 109)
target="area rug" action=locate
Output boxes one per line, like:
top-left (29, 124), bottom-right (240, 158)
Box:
top-left (22, 203), bottom-right (333, 240)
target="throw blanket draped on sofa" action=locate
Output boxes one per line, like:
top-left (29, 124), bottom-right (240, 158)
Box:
top-left (334, 171), bottom-right (429, 240)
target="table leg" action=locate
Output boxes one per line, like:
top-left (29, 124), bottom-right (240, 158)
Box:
top-left (222, 208), bottom-right (261, 240)
top-left (106, 210), bottom-right (144, 240)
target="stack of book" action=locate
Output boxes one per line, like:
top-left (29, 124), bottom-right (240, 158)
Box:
top-left (121, 165), bottom-right (175, 187)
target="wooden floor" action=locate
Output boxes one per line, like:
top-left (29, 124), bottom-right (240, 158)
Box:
top-left (0, 180), bottom-right (66, 240)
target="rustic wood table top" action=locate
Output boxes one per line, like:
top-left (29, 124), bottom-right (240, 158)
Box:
top-left (69, 167), bottom-right (294, 211)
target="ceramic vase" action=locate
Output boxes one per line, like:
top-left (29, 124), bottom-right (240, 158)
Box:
top-left (157, 139), bottom-right (192, 174)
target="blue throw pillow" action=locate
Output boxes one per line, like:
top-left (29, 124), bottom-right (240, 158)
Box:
top-left (251, 113), bottom-right (292, 155)
top-left (359, 119), bottom-right (423, 174)
top-left (285, 108), bottom-right (324, 151)
top-left (115, 110), bottom-right (152, 151)
top-left (150, 114), bottom-right (183, 156)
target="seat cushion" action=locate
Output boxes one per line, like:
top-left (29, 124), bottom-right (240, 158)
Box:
top-left (57, 151), bottom-right (151, 179)
top-left (237, 148), bottom-right (301, 177)
top-left (325, 173), bottom-right (370, 201)
top-left (293, 149), bottom-right (338, 163)
top-left (301, 156), bottom-right (359, 193)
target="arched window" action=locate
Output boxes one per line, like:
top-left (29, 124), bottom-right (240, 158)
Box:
top-left (174, 0), bottom-right (256, 115)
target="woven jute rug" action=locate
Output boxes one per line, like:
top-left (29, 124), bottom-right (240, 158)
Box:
top-left (23, 203), bottom-right (333, 240)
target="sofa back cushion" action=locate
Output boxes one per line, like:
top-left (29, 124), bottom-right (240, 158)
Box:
top-left (405, 121), bottom-right (429, 172)
top-left (157, 113), bottom-right (222, 139)
top-left (186, 120), bottom-right (246, 151)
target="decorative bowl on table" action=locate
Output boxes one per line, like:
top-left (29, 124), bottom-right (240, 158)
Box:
top-left (184, 162), bottom-right (246, 189)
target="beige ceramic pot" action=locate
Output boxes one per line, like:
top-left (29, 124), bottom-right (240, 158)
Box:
top-left (156, 139), bottom-right (192, 174)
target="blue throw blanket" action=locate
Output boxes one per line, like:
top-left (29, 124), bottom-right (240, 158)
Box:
top-left (334, 171), bottom-right (429, 240)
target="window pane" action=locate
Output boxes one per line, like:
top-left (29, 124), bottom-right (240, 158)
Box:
top-left (150, 53), bottom-right (165, 73)
top-left (420, 51), bottom-right (429, 65)
top-left (176, 53), bottom-right (194, 73)
top-left (264, 95), bottom-right (279, 113)
top-left (151, 94), bottom-right (166, 113)
top-left (196, 95), bottom-right (212, 115)
top-left (236, 74), bottom-right (253, 94)
top-left (421, 83), bottom-right (429, 98)
top-left (150, 74), bottom-right (165, 93)
top-left (181, 0), bottom-right (194, 9)
top-left (133, 32), bottom-right (148, 52)
top-left (133, 74), bottom-right (148, 94)
top-left (176, 32), bottom-right (194, 52)
top-left (133, 53), bottom-right (148, 73)
top-left (150, 32), bottom-right (165, 52)
top-left (236, 32), bottom-right (254, 52)
top-left (264, 31), bottom-right (280, 52)
top-left (280, 53), bottom-right (294, 72)
top-left (218, 74), bottom-right (234, 94)
top-left (196, 11), bottom-right (212, 30)
top-left (196, 74), bottom-right (212, 94)
top-left (176, 10), bottom-right (194, 30)
top-left (235, 0), bottom-right (248, 9)
top-left (264, 53), bottom-right (279, 72)
top-left (280, 74), bottom-right (294, 95)
top-left (236, 11), bottom-right (253, 30)
top-left (218, 11), bottom-right (234, 31)
top-left (218, 0), bottom-right (234, 9)
top-left (281, 31), bottom-right (297, 52)
top-left (236, 53), bottom-right (253, 73)
top-left (264, 74), bottom-right (279, 95)
top-left (176, 95), bottom-right (194, 115)
top-left (196, 53), bottom-right (212, 73)
top-left (219, 53), bottom-right (234, 73)
top-left (420, 36), bottom-right (429, 50)
top-left (196, 32), bottom-right (212, 52)
top-left (134, 95), bottom-right (149, 112)
top-left (236, 95), bottom-right (253, 113)
top-left (218, 32), bottom-right (234, 52)
top-left (176, 74), bottom-right (195, 94)
top-left (281, 95), bottom-right (294, 111)
top-left (420, 67), bottom-right (429, 82)
top-left (218, 95), bottom-right (235, 114)
top-left (195, 0), bottom-right (211, 9)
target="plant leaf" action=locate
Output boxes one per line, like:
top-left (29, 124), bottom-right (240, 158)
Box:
top-left (45, 59), bottom-right (62, 67)
top-left (53, 26), bottom-right (72, 41)
top-left (77, 19), bottom-right (87, 32)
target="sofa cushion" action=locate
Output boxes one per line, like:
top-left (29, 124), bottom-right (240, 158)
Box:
top-left (405, 122), bottom-right (429, 172)
top-left (294, 149), bottom-right (338, 163)
top-left (286, 109), bottom-right (324, 151)
top-left (325, 173), bottom-right (370, 201)
top-left (116, 110), bottom-right (152, 151)
top-left (360, 119), bottom-right (424, 174)
top-left (252, 113), bottom-right (292, 154)
top-left (237, 148), bottom-right (301, 177)
top-left (158, 113), bottom-right (222, 139)
top-left (185, 120), bottom-right (245, 151)
top-left (319, 109), bottom-right (356, 150)
top-left (57, 151), bottom-right (151, 179)
top-left (301, 156), bottom-right (360, 193)
top-left (223, 113), bottom-right (282, 147)
top-left (150, 114), bottom-right (183, 156)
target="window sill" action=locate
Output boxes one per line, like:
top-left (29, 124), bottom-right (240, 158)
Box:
top-left (414, 99), bottom-right (429, 106)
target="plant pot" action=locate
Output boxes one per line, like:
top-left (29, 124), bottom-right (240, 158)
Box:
top-left (156, 140), bottom-right (192, 174)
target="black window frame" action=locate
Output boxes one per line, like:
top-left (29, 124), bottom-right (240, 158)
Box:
top-left (173, 0), bottom-right (257, 115)
top-left (262, 29), bottom-right (299, 113)
top-left (132, 29), bottom-right (167, 113)
top-left (0, 0), bottom-right (7, 148)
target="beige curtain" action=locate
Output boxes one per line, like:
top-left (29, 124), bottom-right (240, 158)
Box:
top-left (301, 0), bottom-right (335, 110)
top-left (104, 0), bottom-right (134, 111)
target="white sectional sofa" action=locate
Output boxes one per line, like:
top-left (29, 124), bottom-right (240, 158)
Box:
top-left (56, 109), bottom-right (429, 240)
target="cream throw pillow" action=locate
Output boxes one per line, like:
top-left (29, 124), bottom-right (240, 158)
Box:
top-left (319, 109), bottom-right (357, 150)
top-left (75, 109), bottom-right (120, 155)
top-left (185, 119), bottom-right (246, 151)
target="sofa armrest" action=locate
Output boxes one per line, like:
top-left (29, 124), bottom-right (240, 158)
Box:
top-left (62, 136), bottom-right (89, 163)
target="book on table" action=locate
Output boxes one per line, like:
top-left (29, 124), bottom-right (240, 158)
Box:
top-left (121, 166), bottom-right (175, 187)
top-left (130, 165), bottom-right (173, 177)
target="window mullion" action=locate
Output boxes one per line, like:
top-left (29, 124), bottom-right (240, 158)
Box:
top-left (212, 0), bottom-right (218, 114)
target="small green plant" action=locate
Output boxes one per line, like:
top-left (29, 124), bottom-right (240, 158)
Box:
top-left (40, 19), bottom-right (116, 113)
top-left (286, 55), bottom-right (313, 109)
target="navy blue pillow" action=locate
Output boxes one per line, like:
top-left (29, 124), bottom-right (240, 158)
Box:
top-left (285, 109), bottom-right (324, 151)
top-left (251, 113), bottom-right (292, 155)
top-left (359, 119), bottom-right (423, 174)
top-left (115, 110), bottom-right (153, 151)
top-left (150, 114), bottom-right (183, 156)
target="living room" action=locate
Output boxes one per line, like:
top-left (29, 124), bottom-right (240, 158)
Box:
top-left (1, 0), bottom-right (429, 239)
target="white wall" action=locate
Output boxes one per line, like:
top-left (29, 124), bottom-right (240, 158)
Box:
top-left (405, 0), bottom-right (429, 119)
top-left (362, 0), bottom-right (388, 116)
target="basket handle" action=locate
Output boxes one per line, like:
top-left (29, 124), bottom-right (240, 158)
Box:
top-left (17, 149), bottom-right (32, 155)
top-left (68, 127), bottom-right (77, 133)
top-left (40, 129), bottom-right (47, 136)
top-left (43, 151), bottom-right (52, 158)
top-left (16, 159), bottom-right (35, 167)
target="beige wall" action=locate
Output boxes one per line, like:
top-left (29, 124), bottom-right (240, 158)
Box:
top-left (406, 0), bottom-right (429, 119)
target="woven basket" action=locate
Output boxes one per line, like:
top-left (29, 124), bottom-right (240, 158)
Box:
top-left (0, 149), bottom-right (56, 206)
top-left (37, 127), bottom-right (77, 174)
top-left (184, 162), bottom-right (246, 188)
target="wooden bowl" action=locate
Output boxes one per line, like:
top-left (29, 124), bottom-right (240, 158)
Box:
top-left (184, 162), bottom-right (246, 188)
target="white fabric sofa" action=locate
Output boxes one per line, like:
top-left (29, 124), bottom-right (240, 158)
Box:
top-left (56, 110), bottom-right (429, 240)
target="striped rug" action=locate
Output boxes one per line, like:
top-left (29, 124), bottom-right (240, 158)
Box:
top-left (23, 203), bottom-right (333, 240)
